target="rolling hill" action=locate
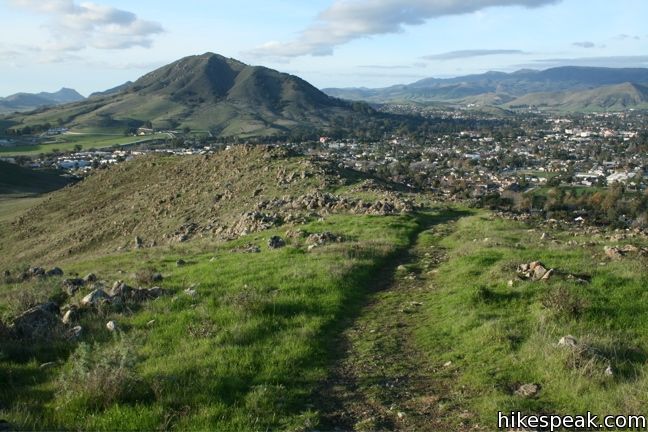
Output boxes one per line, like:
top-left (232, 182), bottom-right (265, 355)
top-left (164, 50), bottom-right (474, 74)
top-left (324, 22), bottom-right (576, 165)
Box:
top-left (324, 66), bottom-right (648, 111)
top-left (0, 161), bottom-right (72, 195)
top-left (0, 88), bottom-right (84, 114)
top-left (507, 82), bottom-right (648, 111)
top-left (3, 53), bottom-right (367, 137)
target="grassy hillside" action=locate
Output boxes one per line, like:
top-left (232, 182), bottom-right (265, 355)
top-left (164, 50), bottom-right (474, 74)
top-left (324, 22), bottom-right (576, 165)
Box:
top-left (0, 145), bottom-right (422, 430)
top-left (0, 89), bottom-right (84, 114)
top-left (0, 212), bottom-right (423, 431)
top-left (508, 82), bottom-right (648, 111)
top-left (0, 133), bottom-right (166, 157)
top-left (0, 145), bottom-right (412, 268)
top-left (2, 53), bottom-right (364, 138)
top-left (0, 161), bottom-right (71, 195)
top-left (324, 67), bottom-right (648, 111)
top-left (0, 148), bottom-right (646, 430)
top-left (414, 214), bottom-right (648, 426)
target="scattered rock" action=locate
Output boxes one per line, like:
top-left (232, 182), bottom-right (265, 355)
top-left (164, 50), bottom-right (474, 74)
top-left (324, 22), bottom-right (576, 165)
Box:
top-left (39, 362), bottom-right (57, 369)
top-left (109, 281), bottom-right (132, 297)
top-left (268, 236), bottom-right (285, 249)
top-left (11, 303), bottom-right (62, 340)
top-left (306, 231), bottom-right (341, 248)
top-left (61, 307), bottom-right (79, 325)
top-left (146, 287), bottom-right (165, 298)
top-left (517, 261), bottom-right (555, 281)
top-left (176, 259), bottom-right (187, 267)
top-left (231, 244), bottom-right (261, 253)
top-left (46, 267), bottom-right (64, 277)
top-left (605, 365), bottom-right (614, 377)
top-left (80, 289), bottom-right (111, 307)
top-left (605, 245), bottom-right (648, 259)
top-left (63, 278), bottom-right (85, 296)
top-left (558, 335), bottom-right (578, 348)
top-left (68, 325), bottom-right (83, 340)
top-left (515, 383), bottom-right (540, 398)
top-left (106, 320), bottom-right (118, 332)
top-left (151, 273), bottom-right (164, 282)
top-left (604, 246), bottom-right (624, 260)
top-left (184, 287), bottom-right (198, 297)
top-left (83, 273), bottom-right (97, 283)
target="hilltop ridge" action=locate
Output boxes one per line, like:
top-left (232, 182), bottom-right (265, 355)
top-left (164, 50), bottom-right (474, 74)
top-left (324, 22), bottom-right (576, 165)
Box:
top-left (2, 53), bottom-right (366, 137)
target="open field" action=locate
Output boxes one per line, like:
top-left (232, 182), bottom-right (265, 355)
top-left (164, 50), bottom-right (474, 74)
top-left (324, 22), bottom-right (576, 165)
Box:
top-left (0, 133), bottom-right (166, 156)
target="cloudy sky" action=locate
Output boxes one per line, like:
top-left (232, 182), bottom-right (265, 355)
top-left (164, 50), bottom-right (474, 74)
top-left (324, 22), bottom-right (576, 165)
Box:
top-left (1, 0), bottom-right (647, 96)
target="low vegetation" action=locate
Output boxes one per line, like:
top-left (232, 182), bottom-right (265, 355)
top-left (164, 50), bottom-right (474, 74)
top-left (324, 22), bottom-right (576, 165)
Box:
top-left (414, 213), bottom-right (648, 426)
top-left (0, 147), bottom-right (645, 431)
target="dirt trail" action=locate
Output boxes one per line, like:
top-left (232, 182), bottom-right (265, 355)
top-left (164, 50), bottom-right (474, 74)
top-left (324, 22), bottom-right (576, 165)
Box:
top-left (318, 213), bottom-right (468, 431)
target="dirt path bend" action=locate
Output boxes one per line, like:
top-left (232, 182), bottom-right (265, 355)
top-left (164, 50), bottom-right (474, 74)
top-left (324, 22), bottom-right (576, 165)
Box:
top-left (318, 213), bottom-right (469, 431)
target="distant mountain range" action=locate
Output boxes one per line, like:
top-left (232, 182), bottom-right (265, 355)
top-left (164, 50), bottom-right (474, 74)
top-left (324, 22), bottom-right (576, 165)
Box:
top-left (4, 63), bottom-right (648, 138)
top-left (324, 67), bottom-right (648, 111)
top-left (2, 53), bottom-right (366, 137)
top-left (0, 88), bottom-right (85, 114)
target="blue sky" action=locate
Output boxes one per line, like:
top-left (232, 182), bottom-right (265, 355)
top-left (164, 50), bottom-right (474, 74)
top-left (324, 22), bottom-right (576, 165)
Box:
top-left (1, 0), bottom-right (647, 96)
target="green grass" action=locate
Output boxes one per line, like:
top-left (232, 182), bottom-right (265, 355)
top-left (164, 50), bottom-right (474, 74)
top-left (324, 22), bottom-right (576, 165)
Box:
top-left (0, 133), bottom-right (165, 156)
top-left (414, 212), bottom-right (648, 424)
top-left (0, 195), bottom-right (48, 223)
top-left (0, 213), bottom-right (422, 431)
top-left (0, 161), bottom-right (71, 195)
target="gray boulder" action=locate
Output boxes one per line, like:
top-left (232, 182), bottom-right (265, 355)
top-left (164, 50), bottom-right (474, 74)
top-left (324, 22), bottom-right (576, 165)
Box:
top-left (46, 267), bottom-right (64, 277)
top-left (80, 289), bottom-right (111, 307)
top-left (11, 303), bottom-right (63, 339)
top-left (268, 236), bottom-right (285, 249)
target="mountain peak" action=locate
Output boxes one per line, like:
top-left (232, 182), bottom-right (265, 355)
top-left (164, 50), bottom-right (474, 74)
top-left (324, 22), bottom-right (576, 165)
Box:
top-left (5, 52), bottom-right (358, 136)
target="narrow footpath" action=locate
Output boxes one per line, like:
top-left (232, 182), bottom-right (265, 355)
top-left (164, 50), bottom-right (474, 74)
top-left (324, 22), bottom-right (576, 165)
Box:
top-left (318, 212), bottom-right (472, 431)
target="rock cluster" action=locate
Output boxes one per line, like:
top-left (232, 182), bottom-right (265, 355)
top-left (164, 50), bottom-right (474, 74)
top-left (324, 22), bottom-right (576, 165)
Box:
top-left (604, 245), bottom-right (648, 259)
top-left (268, 236), bottom-right (286, 249)
top-left (231, 244), bottom-right (261, 253)
top-left (3, 266), bottom-right (65, 283)
top-left (517, 261), bottom-right (554, 281)
top-left (256, 191), bottom-right (415, 217)
top-left (4, 274), bottom-right (166, 342)
top-left (306, 232), bottom-right (342, 249)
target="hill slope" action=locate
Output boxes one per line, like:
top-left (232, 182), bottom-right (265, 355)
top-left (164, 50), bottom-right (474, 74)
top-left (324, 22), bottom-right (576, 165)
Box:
top-left (507, 82), bottom-right (648, 111)
top-left (0, 146), bottom-right (411, 267)
top-left (0, 161), bottom-right (72, 195)
top-left (0, 88), bottom-right (84, 114)
top-left (324, 66), bottom-right (648, 111)
top-left (3, 53), bottom-right (365, 137)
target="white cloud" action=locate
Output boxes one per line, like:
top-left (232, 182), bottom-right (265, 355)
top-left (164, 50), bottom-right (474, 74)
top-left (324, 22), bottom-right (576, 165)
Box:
top-left (8, 0), bottom-right (164, 52)
top-left (572, 41), bottom-right (595, 49)
top-left (424, 49), bottom-right (525, 60)
top-left (518, 55), bottom-right (648, 69)
top-left (249, 0), bottom-right (562, 58)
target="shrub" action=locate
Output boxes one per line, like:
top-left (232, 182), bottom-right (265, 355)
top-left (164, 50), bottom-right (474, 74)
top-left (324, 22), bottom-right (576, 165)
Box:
top-left (542, 286), bottom-right (588, 319)
top-left (57, 337), bottom-right (152, 409)
top-left (134, 268), bottom-right (158, 286)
